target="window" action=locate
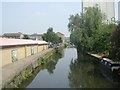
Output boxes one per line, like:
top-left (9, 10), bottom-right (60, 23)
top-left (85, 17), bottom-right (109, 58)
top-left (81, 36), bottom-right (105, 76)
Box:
top-left (31, 47), bottom-right (34, 55)
top-left (11, 50), bottom-right (17, 62)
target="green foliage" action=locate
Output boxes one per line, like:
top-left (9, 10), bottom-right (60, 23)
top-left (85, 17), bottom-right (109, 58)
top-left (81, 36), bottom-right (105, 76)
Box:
top-left (92, 24), bottom-right (115, 53)
top-left (68, 5), bottom-right (115, 53)
top-left (111, 23), bottom-right (120, 61)
top-left (42, 27), bottom-right (60, 44)
top-left (23, 34), bottom-right (30, 39)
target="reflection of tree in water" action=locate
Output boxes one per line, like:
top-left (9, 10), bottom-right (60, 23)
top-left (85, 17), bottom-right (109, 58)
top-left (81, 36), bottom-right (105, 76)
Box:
top-left (44, 49), bottom-right (64, 74)
top-left (19, 49), bottom-right (64, 88)
top-left (19, 65), bottom-right (42, 88)
top-left (68, 53), bottom-right (119, 88)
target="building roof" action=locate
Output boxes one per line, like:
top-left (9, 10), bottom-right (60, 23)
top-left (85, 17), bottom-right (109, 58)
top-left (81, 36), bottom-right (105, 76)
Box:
top-left (30, 33), bottom-right (42, 36)
top-left (3, 32), bottom-right (22, 37)
top-left (37, 40), bottom-right (48, 44)
top-left (0, 38), bottom-right (48, 47)
top-left (56, 32), bottom-right (64, 36)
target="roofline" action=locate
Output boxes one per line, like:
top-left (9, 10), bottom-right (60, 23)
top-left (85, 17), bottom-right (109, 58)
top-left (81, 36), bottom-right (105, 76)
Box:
top-left (56, 32), bottom-right (64, 35)
top-left (0, 43), bottom-right (48, 47)
top-left (0, 43), bottom-right (37, 47)
top-left (0, 38), bottom-right (48, 47)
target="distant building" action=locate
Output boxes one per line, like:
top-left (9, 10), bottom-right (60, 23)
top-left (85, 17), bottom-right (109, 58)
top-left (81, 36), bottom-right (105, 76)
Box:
top-left (2, 32), bottom-right (24, 39)
top-left (65, 37), bottom-right (70, 43)
top-left (82, 0), bottom-right (115, 22)
top-left (29, 33), bottom-right (43, 40)
top-left (56, 32), bottom-right (65, 44)
top-left (118, 1), bottom-right (120, 21)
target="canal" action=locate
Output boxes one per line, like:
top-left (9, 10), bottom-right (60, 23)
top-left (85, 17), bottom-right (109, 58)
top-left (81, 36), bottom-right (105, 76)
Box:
top-left (21, 48), bottom-right (120, 88)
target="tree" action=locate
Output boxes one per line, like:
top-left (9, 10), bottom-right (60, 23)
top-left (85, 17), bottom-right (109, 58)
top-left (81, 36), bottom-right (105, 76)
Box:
top-left (68, 5), bottom-right (115, 53)
top-left (22, 34), bottom-right (30, 39)
top-left (111, 23), bottom-right (120, 61)
top-left (42, 27), bottom-right (60, 44)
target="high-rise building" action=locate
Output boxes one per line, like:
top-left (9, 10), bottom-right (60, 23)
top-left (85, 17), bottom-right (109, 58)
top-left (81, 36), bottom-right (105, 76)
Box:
top-left (82, 0), bottom-right (115, 22)
top-left (118, 1), bottom-right (120, 21)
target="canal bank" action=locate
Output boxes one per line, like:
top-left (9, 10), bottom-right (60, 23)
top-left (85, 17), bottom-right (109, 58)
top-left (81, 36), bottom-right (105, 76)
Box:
top-left (17, 48), bottom-right (120, 88)
top-left (1, 48), bottom-right (55, 89)
top-left (2, 47), bottom-right (120, 88)
top-left (87, 53), bottom-right (120, 76)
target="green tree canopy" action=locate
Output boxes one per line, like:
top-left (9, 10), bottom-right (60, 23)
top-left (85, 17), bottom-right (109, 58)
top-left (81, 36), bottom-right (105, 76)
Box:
top-left (68, 5), bottom-right (115, 53)
top-left (111, 23), bottom-right (120, 61)
top-left (22, 34), bottom-right (30, 39)
top-left (42, 27), bottom-right (60, 44)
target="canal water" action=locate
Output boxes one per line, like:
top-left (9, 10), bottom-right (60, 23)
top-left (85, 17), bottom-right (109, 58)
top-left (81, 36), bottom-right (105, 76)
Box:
top-left (22, 48), bottom-right (120, 88)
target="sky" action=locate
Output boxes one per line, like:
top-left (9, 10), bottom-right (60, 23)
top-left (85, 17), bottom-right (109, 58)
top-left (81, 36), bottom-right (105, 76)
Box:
top-left (2, 2), bottom-right (81, 37)
top-left (0, 0), bottom-right (120, 37)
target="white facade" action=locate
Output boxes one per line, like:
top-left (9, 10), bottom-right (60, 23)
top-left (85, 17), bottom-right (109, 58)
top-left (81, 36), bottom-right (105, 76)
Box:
top-left (82, 0), bottom-right (115, 22)
top-left (118, 1), bottom-right (120, 21)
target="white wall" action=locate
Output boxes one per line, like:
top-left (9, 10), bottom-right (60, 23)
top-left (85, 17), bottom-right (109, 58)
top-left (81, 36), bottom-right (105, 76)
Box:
top-left (118, 1), bottom-right (120, 21)
top-left (82, 0), bottom-right (115, 22)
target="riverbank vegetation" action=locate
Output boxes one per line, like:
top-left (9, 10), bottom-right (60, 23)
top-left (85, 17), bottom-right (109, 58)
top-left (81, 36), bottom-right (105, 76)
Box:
top-left (68, 5), bottom-right (119, 61)
top-left (111, 23), bottom-right (120, 61)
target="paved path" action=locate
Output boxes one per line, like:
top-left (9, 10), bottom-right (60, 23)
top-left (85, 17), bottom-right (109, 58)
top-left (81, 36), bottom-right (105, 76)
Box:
top-left (0, 48), bottom-right (53, 89)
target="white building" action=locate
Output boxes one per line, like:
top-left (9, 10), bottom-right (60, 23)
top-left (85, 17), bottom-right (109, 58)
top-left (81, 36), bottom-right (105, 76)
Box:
top-left (82, 0), bottom-right (115, 22)
top-left (118, 1), bottom-right (120, 21)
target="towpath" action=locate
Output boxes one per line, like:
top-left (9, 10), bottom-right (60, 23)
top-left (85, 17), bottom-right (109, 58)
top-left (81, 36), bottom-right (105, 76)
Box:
top-left (0, 48), bottom-right (53, 89)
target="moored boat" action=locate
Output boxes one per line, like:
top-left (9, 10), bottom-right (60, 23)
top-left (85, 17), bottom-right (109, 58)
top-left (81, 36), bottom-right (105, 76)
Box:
top-left (100, 58), bottom-right (120, 76)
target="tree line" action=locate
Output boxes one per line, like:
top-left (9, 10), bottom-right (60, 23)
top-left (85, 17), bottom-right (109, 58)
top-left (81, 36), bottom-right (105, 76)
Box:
top-left (22, 27), bottom-right (62, 45)
top-left (68, 5), bottom-right (120, 61)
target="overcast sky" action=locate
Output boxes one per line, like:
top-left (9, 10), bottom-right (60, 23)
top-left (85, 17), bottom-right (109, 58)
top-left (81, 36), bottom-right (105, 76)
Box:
top-left (1, 0), bottom-right (120, 37)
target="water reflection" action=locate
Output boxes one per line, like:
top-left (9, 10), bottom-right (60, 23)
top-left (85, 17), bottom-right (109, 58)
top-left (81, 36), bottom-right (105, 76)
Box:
top-left (19, 48), bottom-right (120, 88)
top-left (19, 49), bottom-right (64, 88)
top-left (68, 53), bottom-right (120, 88)
top-left (41, 50), bottom-right (64, 74)
top-left (27, 48), bottom-right (77, 88)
